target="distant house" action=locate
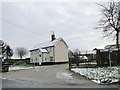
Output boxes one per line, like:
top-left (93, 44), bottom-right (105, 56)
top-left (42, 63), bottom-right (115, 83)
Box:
top-left (29, 33), bottom-right (68, 65)
top-left (105, 44), bottom-right (120, 49)
top-left (80, 51), bottom-right (94, 61)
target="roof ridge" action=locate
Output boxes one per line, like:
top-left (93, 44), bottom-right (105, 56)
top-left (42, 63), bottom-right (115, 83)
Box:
top-left (30, 38), bottom-right (62, 51)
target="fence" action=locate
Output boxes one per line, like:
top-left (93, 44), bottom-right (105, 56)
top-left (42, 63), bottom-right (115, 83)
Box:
top-left (69, 55), bottom-right (97, 70)
top-left (95, 48), bottom-right (120, 67)
top-left (4, 58), bottom-right (30, 65)
top-left (69, 48), bottom-right (120, 69)
top-left (2, 62), bottom-right (9, 72)
top-left (2, 58), bottom-right (30, 72)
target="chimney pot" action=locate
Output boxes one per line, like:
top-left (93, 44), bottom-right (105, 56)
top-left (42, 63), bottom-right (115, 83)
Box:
top-left (51, 31), bottom-right (56, 41)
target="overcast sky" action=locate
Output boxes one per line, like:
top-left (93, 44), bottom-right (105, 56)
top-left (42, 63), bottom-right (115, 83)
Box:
top-left (2, 1), bottom-right (115, 56)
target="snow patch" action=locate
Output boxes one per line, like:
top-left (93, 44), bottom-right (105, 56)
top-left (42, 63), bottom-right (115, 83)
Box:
top-left (71, 67), bottom-right (120, 84)
top-left (2, 78), bottom-right (7, 80)
top-left (9, 66), bottom-right (40, 71)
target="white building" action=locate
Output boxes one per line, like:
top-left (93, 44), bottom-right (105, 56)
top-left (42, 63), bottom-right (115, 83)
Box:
top-left (29, 33), bottom-right (68, 65)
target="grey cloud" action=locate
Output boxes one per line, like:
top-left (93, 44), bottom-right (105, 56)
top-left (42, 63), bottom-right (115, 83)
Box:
top-left (2, 2), bottom-right (115, 53)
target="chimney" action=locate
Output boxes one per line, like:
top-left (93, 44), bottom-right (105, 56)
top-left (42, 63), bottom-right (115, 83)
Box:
top-left (51, 31), bottom-right (56, 41)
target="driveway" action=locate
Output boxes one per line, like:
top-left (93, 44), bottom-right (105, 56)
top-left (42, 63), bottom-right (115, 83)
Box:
top-left (2, 64), bottom-right (119, 88)
top-left (2, 64), bottom-right (94, 84)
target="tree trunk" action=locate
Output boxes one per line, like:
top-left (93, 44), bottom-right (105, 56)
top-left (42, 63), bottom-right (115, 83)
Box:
top-left (116, 31), bottom-right (119, 64)
top-left (20, 56), bottom-right (22, 59)
top-left (116, 31), bottom-right (119, 48)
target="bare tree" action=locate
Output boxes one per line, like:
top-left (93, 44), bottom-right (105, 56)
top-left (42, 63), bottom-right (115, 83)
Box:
top-left (15, 47), bottom-right (28, 59)
top-left (5, 45), bottom-right (13, 59)
top-left (68, 50), bottom-right (74, 58)
top-left (97, 1), bottom-right (120, 48)
top-left (0, 40), bottom-right (13, 59)
top-left (73, 49), bottom-right (81, 56)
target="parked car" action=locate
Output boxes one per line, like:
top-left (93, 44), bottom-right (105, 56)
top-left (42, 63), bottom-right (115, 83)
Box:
top-left (79, 56), bottom-right (90, 62)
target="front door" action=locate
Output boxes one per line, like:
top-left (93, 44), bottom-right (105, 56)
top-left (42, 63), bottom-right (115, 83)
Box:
top-left (39, 55), bottom-right (42, 65)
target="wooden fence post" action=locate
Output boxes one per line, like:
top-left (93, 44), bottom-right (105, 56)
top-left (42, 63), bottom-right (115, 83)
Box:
top-left (69, 58), bottom-right (72, 70)
top-left (76, 57), bottom-right (79, 67)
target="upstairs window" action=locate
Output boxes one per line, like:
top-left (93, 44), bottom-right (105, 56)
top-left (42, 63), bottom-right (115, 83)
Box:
top-left (50, 57), bottom-right (53, 61)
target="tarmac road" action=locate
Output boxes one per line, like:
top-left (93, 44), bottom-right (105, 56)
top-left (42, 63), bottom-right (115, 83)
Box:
top-left (2, 79), bottom-right (119, 88)
top-left (1, 64), bottom-right (119, 88)
top-left (2, 64), bottom-right (95, 85)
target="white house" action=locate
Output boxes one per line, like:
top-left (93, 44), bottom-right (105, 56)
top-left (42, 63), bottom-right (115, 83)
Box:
top-left (29, 33), bottom-right (68, 65)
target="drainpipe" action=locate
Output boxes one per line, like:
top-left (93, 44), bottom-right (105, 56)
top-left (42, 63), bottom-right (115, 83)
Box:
top-left (53, 46), bottom-right (55, 63)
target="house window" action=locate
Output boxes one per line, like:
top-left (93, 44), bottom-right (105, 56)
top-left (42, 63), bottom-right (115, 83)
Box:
top-left (45, 58), bottom-right (47, 60)
top-left (39, 55), bottom-right (41, 57)
top-left (31, 59), bottom-right (33, 62)
top-left (36, 58), bottom-right (37, 61)
top-left (50, 57), bottom-right (53, 61)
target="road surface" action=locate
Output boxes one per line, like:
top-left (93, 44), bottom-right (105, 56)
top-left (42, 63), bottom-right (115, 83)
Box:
top-left (2, 79), bottom-right (119, 88)
top-left (1, 64), bottom-right (119, 88)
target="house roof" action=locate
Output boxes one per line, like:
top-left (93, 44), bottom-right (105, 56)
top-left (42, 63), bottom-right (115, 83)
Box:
top-left (81, 51), bottom-right (93, 54)
top-left (100, 48), bottom-right (119, 52)
top-left (30, 38), bottom-right (66, 51)
top-left (105, 44), bottom-right (120, 49)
